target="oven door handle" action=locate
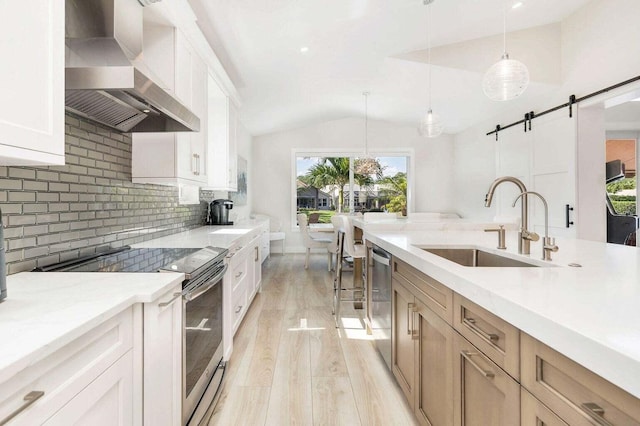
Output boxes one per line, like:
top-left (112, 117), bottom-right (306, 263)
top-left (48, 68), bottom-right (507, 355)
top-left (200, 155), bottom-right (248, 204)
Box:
top-left (184, 264), bottom-right (228, 301)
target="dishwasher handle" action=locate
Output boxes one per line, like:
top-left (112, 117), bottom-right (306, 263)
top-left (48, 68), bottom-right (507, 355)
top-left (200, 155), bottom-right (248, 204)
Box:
top-left (371, 247), bottom-right (391, 266)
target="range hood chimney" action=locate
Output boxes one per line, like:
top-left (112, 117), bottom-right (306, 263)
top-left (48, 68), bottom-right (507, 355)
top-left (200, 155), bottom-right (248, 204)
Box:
top-left (65, 0), bottom-right (200, 133)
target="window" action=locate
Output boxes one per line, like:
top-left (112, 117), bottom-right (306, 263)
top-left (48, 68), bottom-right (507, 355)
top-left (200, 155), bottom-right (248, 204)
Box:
top-left (293, 153), bottom-right (410, 225)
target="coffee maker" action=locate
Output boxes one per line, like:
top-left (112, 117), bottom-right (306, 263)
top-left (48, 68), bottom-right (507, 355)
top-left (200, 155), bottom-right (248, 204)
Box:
top-left (209, 199), bottom-right (234, 225)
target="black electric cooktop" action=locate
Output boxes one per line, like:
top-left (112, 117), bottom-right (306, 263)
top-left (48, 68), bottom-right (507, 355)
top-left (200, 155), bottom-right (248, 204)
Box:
top-left (35, 246), bottom-right (227, 273)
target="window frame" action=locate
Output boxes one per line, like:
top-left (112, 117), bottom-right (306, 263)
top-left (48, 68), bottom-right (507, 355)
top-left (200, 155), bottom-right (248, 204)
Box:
top-left (290, 148), bottom-right (414, 230)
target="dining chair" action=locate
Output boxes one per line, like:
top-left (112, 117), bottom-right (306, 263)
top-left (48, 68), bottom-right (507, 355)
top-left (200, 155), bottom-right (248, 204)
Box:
top-left (297, 213), bottom-right (332, 269)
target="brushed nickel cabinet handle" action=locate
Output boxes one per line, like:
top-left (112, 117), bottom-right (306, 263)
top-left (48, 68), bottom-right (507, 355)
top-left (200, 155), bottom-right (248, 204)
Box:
top-left (411, 310), bottom-right (419, 341)
top-left (581, 403), bottom-right (614, 426)
top-left (461, 351), bottom-right (495, 378)
top-left (235, 271), bottom-right (243, 278)
top-left (407, 302), bottom-right (416, 335)
top-left (235, 305), bottom-right (243, 314)
top-left (463, 317), bottom-right (499, 342)
top-left (0, 391), bottom-right (45, 425)
top-left (158, 292), bottom-right (182, 307)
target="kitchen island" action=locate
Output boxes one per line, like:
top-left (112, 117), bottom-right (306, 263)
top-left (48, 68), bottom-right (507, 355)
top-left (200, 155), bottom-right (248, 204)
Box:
top-left (361, 223), bottom-right (640, 400)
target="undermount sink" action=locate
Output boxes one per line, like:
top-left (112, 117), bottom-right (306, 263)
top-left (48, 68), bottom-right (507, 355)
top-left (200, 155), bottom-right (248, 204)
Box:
top-left (422, 248), bottom-right (540, 268)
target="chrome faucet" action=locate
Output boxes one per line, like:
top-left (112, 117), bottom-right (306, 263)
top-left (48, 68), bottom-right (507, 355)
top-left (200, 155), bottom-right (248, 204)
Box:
top-left (484, 176), bottom-right (538, 255)
top-left (513, 191), bottom-right (559, 261)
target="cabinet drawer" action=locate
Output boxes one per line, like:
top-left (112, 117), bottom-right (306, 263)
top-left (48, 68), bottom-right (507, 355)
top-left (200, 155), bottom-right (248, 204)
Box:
top-left (392, 258), bottom-right (453, 324)
top-left (453, 293), bottom-right (519, 380)
top-left (231, 284), bottom-right (248, 333)
top-left (231, 256), bottom-right (249, 293)
top-left (521, 333), bottom-right (640, 425)
top-left (521, 388), bottom-right (568, 426)
top-left (0, 307), bottom-right (135, 425)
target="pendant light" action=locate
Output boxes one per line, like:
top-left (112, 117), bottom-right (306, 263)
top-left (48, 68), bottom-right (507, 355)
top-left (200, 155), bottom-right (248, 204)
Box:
top-left (356, 92), bottom-right (378, 175)
top-left (419, 0), bottom-right (444, 138)
top-left (483, 2), bottom-right (529, 101)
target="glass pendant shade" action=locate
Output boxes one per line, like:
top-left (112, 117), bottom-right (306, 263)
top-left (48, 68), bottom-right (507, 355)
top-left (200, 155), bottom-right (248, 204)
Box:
top-left (419, 109), bottom-right (443, 138)
top-left (483, 53), bottom-right (530, 101)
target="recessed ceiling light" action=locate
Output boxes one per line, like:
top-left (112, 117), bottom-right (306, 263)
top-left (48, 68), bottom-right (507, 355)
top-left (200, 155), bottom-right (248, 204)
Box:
top-left (300, 47), bottom-right (309, 53)
top-left (512, 2), bottom-right (523, 9)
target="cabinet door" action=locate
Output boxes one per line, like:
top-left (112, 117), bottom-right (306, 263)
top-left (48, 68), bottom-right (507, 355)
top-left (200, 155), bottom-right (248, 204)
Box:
top-left (143, 285), bottom-right (183, 426)
top-left (43, 351), bottom-right (134, 426)
top-left (0, 0), bottom-right (64, 165)
top-left (414, 300), bottom-right (454, 426)
top-left (391, 278), bottom-right (416, 405)
top-left (190, 54), bottom-right (208, 183)
top-left (453, 332), bottom-right (520, 426)
top-left (227, 103), bottom-right (238, 191)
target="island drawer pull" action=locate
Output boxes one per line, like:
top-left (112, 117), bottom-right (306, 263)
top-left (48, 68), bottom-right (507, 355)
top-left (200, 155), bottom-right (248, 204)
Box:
top-left (581, 403), bottom-right (614, 426)
top-left (463, 317), bottom-right (499, 342)
top-left (0, 391), bottom-right (45, 425)
top-left (461, 351), bottom-right (495, 378)
top-left (158, 292), bottom-right (182, 307)
top-left (407, 302), bottom-right (416, 335)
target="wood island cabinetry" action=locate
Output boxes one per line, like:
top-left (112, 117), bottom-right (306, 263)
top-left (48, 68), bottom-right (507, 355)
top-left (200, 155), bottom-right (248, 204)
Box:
top-left (392, 259), bottom-right (454, 426)
top-left (390, 257), bottom-right (640, 426)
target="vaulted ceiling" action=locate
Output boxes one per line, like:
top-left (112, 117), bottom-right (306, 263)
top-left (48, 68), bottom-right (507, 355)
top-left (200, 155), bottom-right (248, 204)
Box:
top-left (188, 0), bottom-right (592, 136)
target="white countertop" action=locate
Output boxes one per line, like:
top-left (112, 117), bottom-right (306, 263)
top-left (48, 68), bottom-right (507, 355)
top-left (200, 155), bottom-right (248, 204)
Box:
top-left (131, 219), bottom-right (267, 250)
top-left (363, 226), bottom-right (640, 398)
top-left (0, 219), bottom-right (268, 385)
top-left (0, 272), bottom-right (184, 384)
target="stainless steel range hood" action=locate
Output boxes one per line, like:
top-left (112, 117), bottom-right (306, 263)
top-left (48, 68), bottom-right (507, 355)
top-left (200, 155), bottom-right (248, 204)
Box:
top-left (65, 0), bottom-right (199, 133)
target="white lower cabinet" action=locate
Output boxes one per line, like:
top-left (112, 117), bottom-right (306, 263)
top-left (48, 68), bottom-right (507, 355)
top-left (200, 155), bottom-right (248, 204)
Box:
top-left (142, 284), bottom-right (183, 426)
top-left (0, 285), bottom-right (183, 425)
top-left (0, 307), bottom-right (136, 425)
top-left (43, 351), bottom-right (135, 426)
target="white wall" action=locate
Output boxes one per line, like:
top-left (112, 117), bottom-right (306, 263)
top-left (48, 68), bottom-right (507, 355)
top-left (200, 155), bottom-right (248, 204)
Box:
top-left (453, 0), bottom-right (640, 239)
top-left (252, 117), bottom-right (454, 252)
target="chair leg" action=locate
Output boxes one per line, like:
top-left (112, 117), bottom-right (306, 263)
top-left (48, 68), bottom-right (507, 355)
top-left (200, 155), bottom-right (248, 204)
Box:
top-left (305, 248), bottom-right (310, 269)
top-left (327, 251), bottom-right (332, 272)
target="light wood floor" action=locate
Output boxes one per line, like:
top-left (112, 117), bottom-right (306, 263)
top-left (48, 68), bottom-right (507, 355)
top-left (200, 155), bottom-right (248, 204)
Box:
top-left (208, 253), bottom-right (417, 426)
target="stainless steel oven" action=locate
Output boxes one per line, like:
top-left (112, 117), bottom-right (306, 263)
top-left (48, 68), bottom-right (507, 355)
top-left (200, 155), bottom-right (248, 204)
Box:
top-left (36, 245), bottom-right (229, 425)
top-left (178, 258), bottom-right (226, 425)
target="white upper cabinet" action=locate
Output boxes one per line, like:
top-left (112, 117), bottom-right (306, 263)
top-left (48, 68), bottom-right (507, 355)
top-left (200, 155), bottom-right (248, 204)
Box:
top-left (0, 1), bottom-right (65, 165)
top-left (132, 28), bottom-right (207, 186)
top-left (205, 76), bottom-right (237, 191)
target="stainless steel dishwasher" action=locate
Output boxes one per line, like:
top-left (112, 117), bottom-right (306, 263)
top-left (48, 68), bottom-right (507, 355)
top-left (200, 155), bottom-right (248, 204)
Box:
top-left (370, 244), bottom-right (392, 370)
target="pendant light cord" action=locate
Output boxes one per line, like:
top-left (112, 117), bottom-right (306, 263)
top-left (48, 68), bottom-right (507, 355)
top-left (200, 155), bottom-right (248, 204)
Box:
top-left (427, 1), bottom-right (432, 110)
top-left (363, 91), bottom-right (369, 157)
top-left (502, 1), bottom-right (507, 55)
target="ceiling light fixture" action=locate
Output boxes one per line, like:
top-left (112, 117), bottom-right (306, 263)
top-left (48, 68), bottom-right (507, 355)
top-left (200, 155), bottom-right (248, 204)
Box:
top-left (356, 92), bottom-right (379, 175)
top-left (483, 1), bottom-right (529, 101)
top-left (419, 0), bottom-right (444, 138)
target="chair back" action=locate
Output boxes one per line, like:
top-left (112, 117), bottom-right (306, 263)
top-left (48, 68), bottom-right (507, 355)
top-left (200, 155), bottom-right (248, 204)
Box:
top-left (329, 215), bottom-right (345, 254)
top-left (331, 215), bottom-right (360, 257)
top-left (297, 213), bottom-right (312, 245)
